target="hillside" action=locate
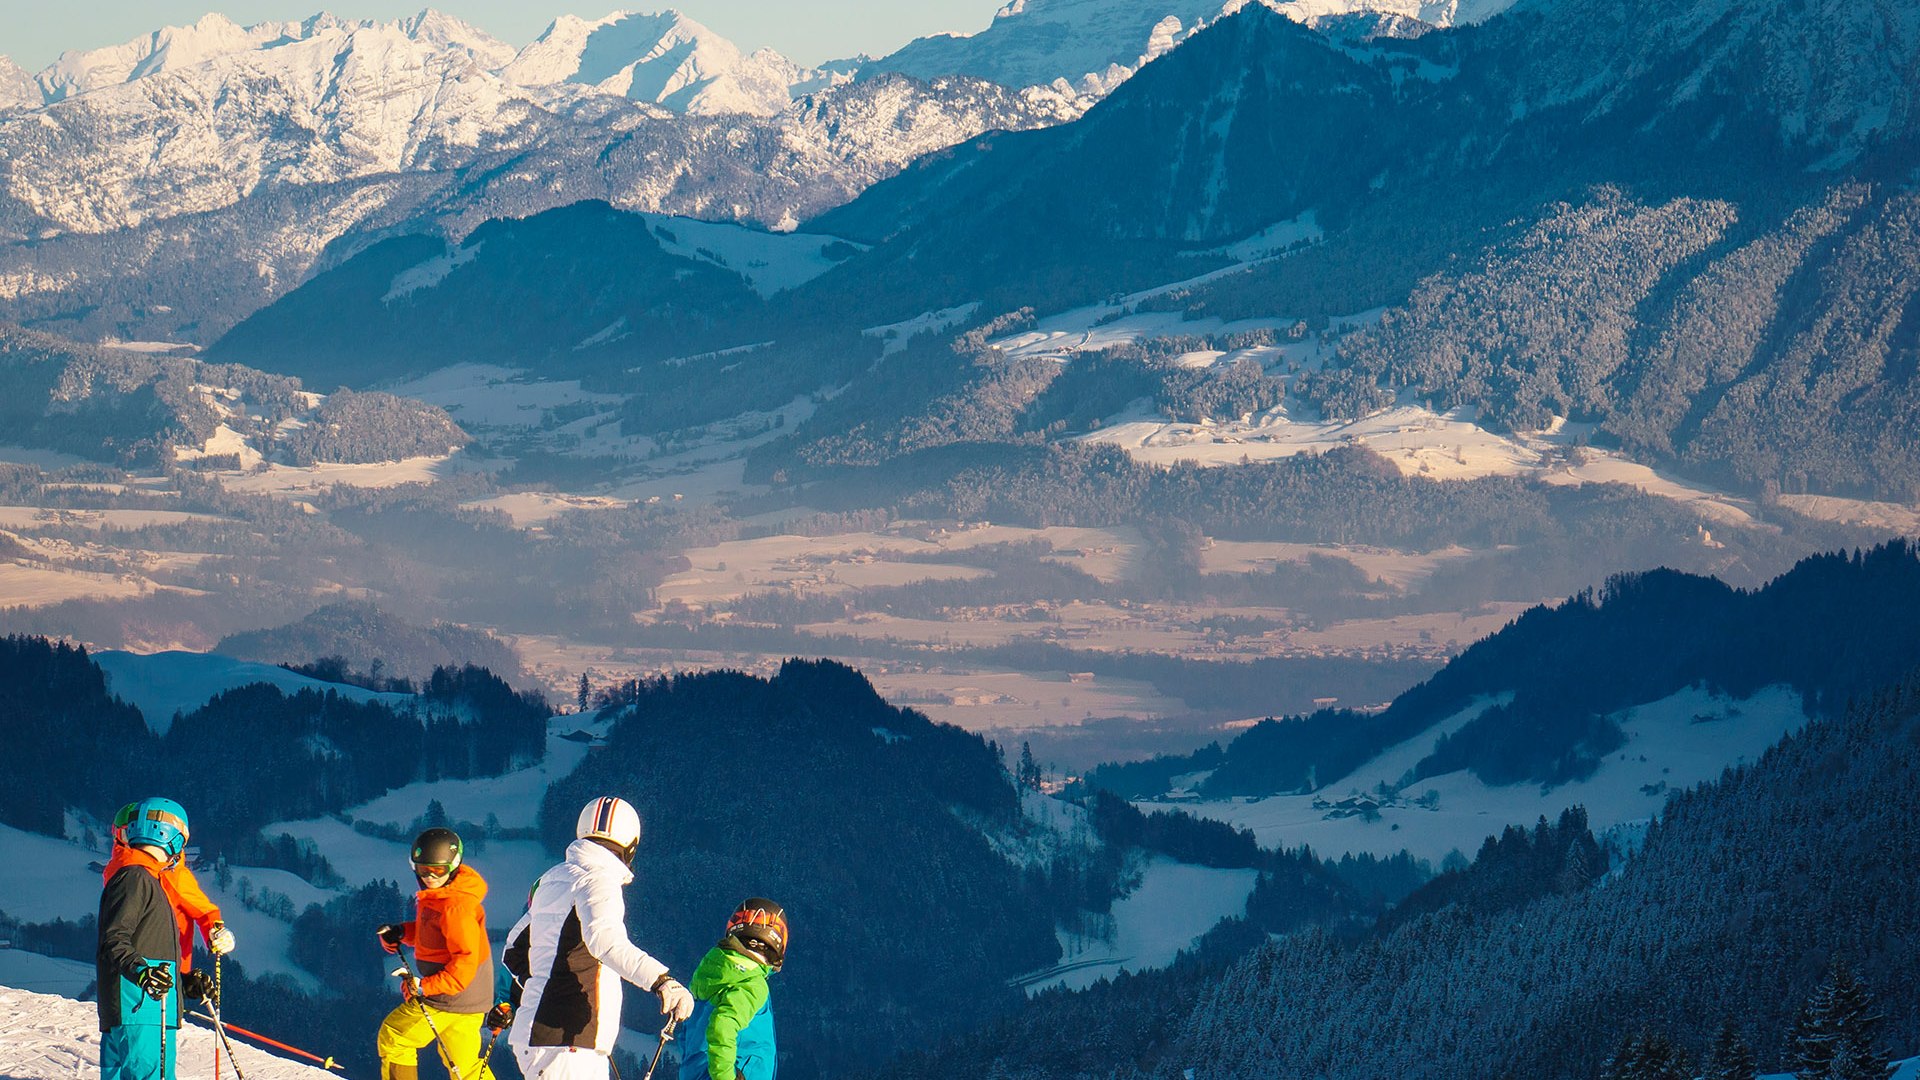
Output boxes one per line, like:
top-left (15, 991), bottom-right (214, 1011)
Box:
top-left (866, 675), bottom-right (1920, 1080)
top-left (1086, 540), bottom-right (1920, 802)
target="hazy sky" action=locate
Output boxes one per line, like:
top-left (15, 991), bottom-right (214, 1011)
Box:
top-left (0, 1), bottom-right (1004, 70)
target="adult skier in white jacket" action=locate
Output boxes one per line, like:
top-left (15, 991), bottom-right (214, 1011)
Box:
top-left (503, 797), bottom-right (695, 1080)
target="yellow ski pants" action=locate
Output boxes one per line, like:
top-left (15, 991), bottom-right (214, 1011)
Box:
top-left (376, 1001), bottom-right (492, 1080)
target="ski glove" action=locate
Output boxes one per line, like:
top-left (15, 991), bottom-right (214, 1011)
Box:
top-left (207, 921), bottom-right (236, 956)
top-left (484, 1003), bottom-right (512, 1032)
top-left (651, 976), bottom-right (694, 1023)
top-left (129, 961), bottom-right (173, 1000)
top-left (375, 924), bottom-right (406, 954)
top-left (400, 974), bottom-right (424, 1003)
top-left (180, 969), bottom-right (216, 1003)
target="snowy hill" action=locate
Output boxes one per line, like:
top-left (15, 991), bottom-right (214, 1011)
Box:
top-left (0, 984), bottom-right (337, 1080)
top-left (92, 650), bottom-right (414, 734)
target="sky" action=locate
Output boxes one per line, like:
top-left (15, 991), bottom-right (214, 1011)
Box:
top-left (0, 1), bottom-right (1003, 70)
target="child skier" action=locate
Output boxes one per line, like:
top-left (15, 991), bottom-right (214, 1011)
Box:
top-left (373, 827), bottom-right (496, 1080)
top-left (679, 899), bottom-right (788, 1080)
top-left (97, 797), bottom-right (205, 1080)
top-left (107, 801), bottom-right (236, 975)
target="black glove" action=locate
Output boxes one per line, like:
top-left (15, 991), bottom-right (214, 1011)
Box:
top-left (180, 969), bottom-right (215, 1003)
top-left (129, 962), bottom-right (173, 1000)
top-left (376, 924), bottom-right (405, 953)
top-left (485, 1003), bottom-right (512, 1031)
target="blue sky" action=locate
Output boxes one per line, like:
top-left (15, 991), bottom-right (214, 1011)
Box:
top-left (1, 1), bottom-right (1001, 70)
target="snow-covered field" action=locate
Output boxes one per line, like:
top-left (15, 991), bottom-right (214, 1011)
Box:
top-left (1172, 685), bottom-right (1810, 863)
top-left (0, 985), bottom-right (337, 1080)
top-left (213, 455), bottom-right (466, 496)
top-left (93, 651), bottom-right (413, 734)
top-left (1017, 857), bottom-right (1258, 993)
top-left (382, 365), bottom-right (624, 431)
top-left (0, 561), bottom-right (163, 607)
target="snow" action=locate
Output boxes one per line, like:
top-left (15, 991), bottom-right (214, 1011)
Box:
top-left (380, 365), bottom-right (623, 431)
top-left (0, 822), bottom-right (101, 923)
top-left (173, 425), bottom-right (265, 469)
top-left (92, 650), bottom-right (412, 735)
top-left (638, 214), bottom-right (860, 297)
top-left (503, 10), bottom-right (834, 117)
top-left (0, 561), bottom-right (162, 607)
top-left (1172, 685), bottom-right (1811, 864)
top-left (0, 984), bottom-right (340, 1080)
top-left (1016, 857), bottom-right (1258, 993)
top-left (214, 455), bottom-right (466, 497)
top-left (347, 732), bottom-right (591, 832)
top-left (1200, 211), bottom-right (1324, 261)
top-left (383, 241), bottom-right (484, 302)
top-left (0, 445), bottom-right (89, 469)
top-left (0, 952), bottom-right (94, 997)
top-left (863, 303), bottom-right (983, 354)
top-left (1775, 494), bottom-right (1920, 534)
top-left (1080, 402), bottom-right (1541, 477)
top-left (262, 817), bottom-right (554, 932)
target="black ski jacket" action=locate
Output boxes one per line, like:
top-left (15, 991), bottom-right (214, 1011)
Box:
top-left (96, 854), bottom-right (182, 1031)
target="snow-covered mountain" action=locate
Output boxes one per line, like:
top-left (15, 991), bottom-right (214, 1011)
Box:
top-left (0, 56), bottom-right (39, 108)
top-left (0, 11), bottom-right (1074, 342)
top-left (503, 9), bottom-right (854, 116)
top-left (865, 0), bottom-right (1517, 97)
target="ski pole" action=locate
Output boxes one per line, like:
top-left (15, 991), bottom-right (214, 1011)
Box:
top-left (640, 1019), bottom-right (676, 1080)
top-left (392, 948), bottom-right (465, 1080)
top-left (159, 982), bottom-right (170, 1080)
top-left (203, 982), bottom-right (249, 1080)
top-left (187, 1012), bottom-right (343, 1069)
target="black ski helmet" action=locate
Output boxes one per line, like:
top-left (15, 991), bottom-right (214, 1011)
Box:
top-left (721, 897), bottom-right (788, 971)
top-left (411, 827), bottom-right (463, 884)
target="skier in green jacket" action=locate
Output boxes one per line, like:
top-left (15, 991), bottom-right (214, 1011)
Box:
top-left (678, 899), bottom-right (787, 1080)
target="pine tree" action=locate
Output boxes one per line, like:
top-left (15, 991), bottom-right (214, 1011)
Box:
top-left (577, 673), bottom-right (591, 712)
top-left (1792, 960), bottom-right (1887, 1080)
top-left (1703, 1023), bottom-right (1756, 1080)
top-left (1018, 742), bottom-right (1040, 790)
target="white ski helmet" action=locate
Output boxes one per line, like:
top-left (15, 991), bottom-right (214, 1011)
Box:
top-left (576, 796), bottom-right (642, 864)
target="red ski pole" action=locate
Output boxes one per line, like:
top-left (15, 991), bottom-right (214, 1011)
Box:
top-left (186, 1012), bottom-right (344, 1070)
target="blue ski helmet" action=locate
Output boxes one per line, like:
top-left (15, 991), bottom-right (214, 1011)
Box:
top-left (123, 797), bottom-right (190, 861)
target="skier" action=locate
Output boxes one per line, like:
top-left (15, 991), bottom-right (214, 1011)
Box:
top-left (107, 801), bottom-right (236, 974)
top-left (98, 797), bottom-right (212, 1080)
top-left (679, 899), bottom-right (788, 1080)
top-left (503, 796), bottom-right (695, 1080)
top-left (373, 827), bottom-right (496, 1080)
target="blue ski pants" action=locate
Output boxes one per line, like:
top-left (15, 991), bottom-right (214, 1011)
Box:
top-left (101, 1023), bottom-right (177, 1080)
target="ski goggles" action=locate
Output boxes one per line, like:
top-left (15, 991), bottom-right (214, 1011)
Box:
top-left (412, 862), bottom-right (456, 881)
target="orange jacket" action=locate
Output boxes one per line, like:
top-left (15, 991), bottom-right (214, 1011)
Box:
top-left (400, 864), bottom-right (491, 1009)
top-left (102, 844), bottom-right (222, 974)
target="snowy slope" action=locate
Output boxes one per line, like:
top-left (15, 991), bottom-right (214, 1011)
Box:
top-left (1174, 684), bottom-right (1811, 863)
top-left (0, 985), bottom-right (338, 1080)
top-left (92, 650), bottom-right (412, 734)
top-left (1017, 857), bottom-right (1258, 992)
top-left (867, 0), bottom-right (1517, 95)
top-left (637, 213), bottom-right (863, 294)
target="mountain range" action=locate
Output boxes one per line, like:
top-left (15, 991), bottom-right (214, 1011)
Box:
top-left (0, 0), bottom-right (1546, 345)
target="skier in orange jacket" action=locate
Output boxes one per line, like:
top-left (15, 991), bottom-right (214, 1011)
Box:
top-left (373, 827), bottom-right (496, 1080)
top-left (106, 801), bottom-right (235, 972)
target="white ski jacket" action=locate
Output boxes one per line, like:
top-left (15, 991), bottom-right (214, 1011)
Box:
top-left (504, 838), bottom-right (670, 1055)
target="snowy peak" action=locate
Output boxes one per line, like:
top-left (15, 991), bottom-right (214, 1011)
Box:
top-left (31, 9), bottom-right (518, 104)
top-left (0, 56), bottom-right (37, 108)
top-left (503, 9), bottom-right (838, 116)
top-left (866, 0), bottom-right (1518, 95)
